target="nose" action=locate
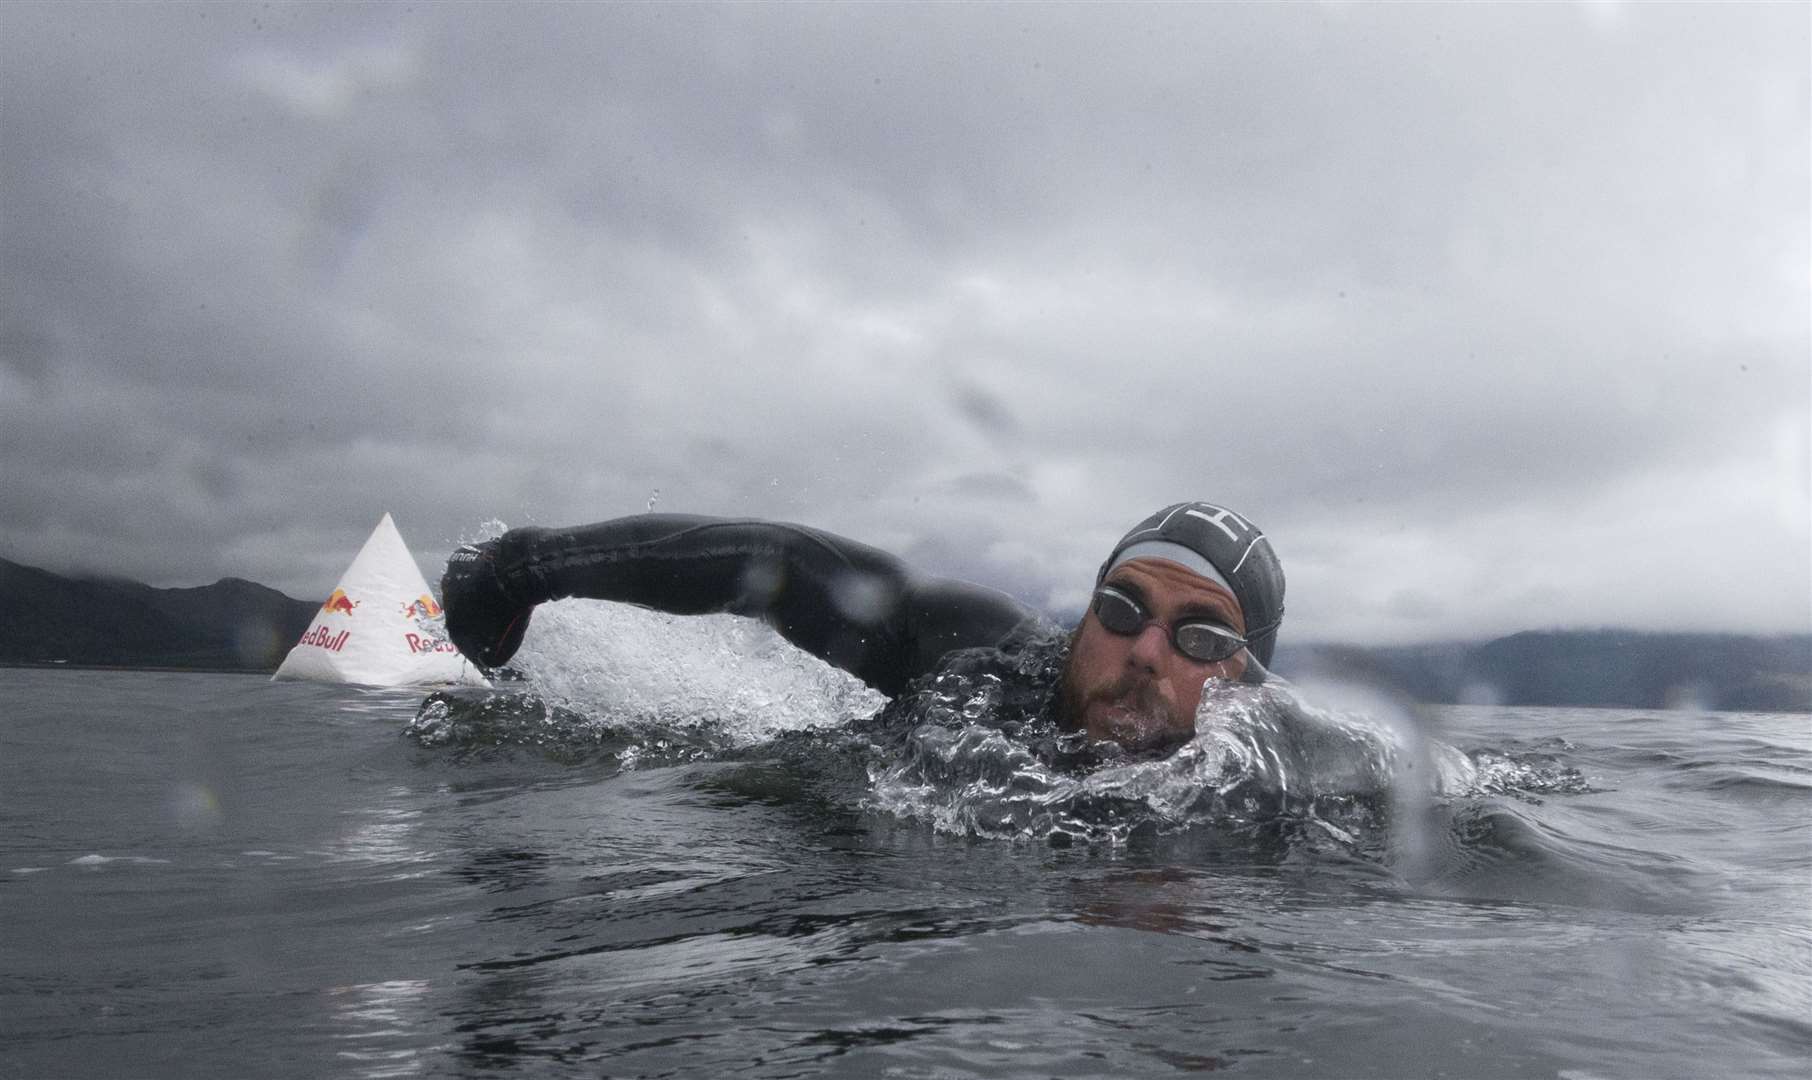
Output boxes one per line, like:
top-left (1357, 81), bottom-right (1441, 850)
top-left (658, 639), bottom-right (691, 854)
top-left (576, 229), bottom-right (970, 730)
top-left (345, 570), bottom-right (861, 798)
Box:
top-left (1126, 621), bottom-right (1169, 672)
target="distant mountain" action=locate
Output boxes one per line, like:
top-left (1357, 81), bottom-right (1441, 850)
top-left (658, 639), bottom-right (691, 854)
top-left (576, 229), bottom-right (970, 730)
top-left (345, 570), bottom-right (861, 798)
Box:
top-left (0, 557), bottom-right (318, 671)
top-left (1275, 630), bottom-right (1812, 713)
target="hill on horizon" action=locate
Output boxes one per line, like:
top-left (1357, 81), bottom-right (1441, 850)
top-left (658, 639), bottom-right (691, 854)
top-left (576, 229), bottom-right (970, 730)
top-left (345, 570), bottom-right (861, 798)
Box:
top-left (1274, 629), bottom-right (1811, 713)
top-left (0, 557), bottom-right (318, 671)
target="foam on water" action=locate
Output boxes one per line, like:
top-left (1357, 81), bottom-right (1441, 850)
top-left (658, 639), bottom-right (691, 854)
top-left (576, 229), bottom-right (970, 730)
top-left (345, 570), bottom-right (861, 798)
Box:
top-left (509, 598), bottom-right (884, 742)
top-left (66, 854), bottom-right (173, 867)
top-left (408, 598), bottom-right (884, 764)
top-left (406, 604), bottom-right (1588, 858)
top-left (865, 672), bottom-right (1477, 847)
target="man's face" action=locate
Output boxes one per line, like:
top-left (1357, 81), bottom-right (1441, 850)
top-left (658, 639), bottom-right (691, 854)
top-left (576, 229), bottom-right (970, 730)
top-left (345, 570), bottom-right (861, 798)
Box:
top-left (1058, 558), bottom-right (1247, 754)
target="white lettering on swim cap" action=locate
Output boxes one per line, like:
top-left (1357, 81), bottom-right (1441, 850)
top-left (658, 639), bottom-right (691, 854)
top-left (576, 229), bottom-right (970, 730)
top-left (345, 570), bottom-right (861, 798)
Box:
top-left (1106, 540), bottom-right (1235, 596)
top-left (1183, 505), bottom-right (1251, 543)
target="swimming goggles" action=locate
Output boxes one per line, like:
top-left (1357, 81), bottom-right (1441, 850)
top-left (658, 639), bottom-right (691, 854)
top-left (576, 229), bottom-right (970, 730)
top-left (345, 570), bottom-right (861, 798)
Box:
top-left (1091, 584), bottom-right (1263, 664)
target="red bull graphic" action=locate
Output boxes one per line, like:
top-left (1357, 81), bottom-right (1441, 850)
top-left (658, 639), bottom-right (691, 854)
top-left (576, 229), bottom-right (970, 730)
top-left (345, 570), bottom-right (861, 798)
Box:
top-left (402, 594), bottom-right (442, 619)
top-left (404, 633), bottom-right (458, 654)
top-left (322, 589), bottom-right (358, 617)
top-left (296, 625), bottom-right (351, 652)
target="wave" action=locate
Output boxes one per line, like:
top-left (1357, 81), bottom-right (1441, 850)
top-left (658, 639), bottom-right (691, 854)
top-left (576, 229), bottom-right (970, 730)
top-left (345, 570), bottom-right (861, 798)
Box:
top-left (406, 601), bottom-right (1601, 870)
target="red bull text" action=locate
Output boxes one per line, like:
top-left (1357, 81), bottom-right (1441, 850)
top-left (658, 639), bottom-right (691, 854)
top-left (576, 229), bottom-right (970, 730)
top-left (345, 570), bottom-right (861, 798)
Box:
top-left (404, 633), bottom-right (457, 654)
top-left (296, 625), bottom-right (351, 652)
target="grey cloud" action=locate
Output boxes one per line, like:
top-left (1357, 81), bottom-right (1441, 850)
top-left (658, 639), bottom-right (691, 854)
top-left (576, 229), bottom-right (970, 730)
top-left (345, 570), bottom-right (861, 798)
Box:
top-left (1, 2), bottom-right (1804, 639)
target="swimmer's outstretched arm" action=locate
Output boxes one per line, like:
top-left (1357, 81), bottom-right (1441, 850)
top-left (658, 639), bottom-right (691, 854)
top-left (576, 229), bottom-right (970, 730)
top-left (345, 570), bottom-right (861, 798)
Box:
top-left (441, 515), bottom-right (1033, 698)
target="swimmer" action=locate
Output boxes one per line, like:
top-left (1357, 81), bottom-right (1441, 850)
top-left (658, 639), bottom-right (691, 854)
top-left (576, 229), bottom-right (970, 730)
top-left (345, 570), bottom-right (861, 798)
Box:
top-left (441, 503), bottom-right (1284, 755)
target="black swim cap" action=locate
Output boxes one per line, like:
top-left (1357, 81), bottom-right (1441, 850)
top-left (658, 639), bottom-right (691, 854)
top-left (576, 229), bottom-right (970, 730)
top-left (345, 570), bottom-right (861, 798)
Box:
top-left (1097, 502), bottom-right (1286, 668)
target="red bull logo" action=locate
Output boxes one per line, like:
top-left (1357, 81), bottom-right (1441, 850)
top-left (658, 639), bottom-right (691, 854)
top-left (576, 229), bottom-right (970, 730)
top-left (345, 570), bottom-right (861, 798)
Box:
top-left (297, 625), bottom-right (351, 652)
top-left (402, 594), bottom-right (442, 620)
top-left (322, 589), bottom-right (358, 617)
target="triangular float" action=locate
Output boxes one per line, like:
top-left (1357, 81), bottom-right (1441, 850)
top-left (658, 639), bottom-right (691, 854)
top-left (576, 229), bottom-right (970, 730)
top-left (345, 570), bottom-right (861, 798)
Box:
top-left (273, 513), bottom-right (488, 687)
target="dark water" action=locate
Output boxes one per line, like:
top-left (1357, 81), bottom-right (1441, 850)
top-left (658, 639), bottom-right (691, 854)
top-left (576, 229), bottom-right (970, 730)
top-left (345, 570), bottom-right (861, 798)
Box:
top-left (4, 634), bottom-right (1809, 1077)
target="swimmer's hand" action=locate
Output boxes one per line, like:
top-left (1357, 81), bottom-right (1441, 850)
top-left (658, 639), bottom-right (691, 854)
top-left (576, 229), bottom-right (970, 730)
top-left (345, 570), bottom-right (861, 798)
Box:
top-left (442, 538), bottom-right (534, 669)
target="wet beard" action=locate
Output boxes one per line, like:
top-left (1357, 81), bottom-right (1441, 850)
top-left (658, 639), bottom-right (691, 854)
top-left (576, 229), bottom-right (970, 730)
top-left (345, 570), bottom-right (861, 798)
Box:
top-left (1056, 638), bottom-right (1192, 756)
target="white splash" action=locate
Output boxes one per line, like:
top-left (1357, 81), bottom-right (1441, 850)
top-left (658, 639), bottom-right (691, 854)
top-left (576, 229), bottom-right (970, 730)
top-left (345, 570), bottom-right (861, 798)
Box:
top-left (510, 598), bottom-right (886, 747)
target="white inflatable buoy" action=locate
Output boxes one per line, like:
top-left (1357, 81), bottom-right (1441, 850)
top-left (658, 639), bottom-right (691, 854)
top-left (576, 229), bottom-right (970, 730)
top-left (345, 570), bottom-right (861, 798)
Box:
top-left (272, 513), bottom-right (488, 687)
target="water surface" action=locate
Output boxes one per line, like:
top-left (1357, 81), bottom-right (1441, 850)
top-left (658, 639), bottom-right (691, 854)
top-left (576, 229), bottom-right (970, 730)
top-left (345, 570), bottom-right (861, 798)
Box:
top-left (3, 632), bottom-right (1807, 1078)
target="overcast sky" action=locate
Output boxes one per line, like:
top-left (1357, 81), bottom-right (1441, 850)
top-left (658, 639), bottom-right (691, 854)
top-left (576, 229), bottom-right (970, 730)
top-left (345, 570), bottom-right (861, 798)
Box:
top-left (2, 1), bottom-right (1806, 645)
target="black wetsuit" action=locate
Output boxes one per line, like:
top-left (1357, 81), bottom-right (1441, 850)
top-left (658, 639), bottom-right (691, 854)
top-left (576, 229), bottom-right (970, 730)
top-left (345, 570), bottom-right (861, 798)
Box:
top-left (441, 514), bottom-right (1044, 699)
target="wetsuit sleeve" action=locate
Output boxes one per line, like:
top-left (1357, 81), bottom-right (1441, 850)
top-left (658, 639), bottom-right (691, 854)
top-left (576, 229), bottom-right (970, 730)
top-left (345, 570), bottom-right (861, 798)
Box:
top-left (442, 514), bottom-right (1033, 698)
